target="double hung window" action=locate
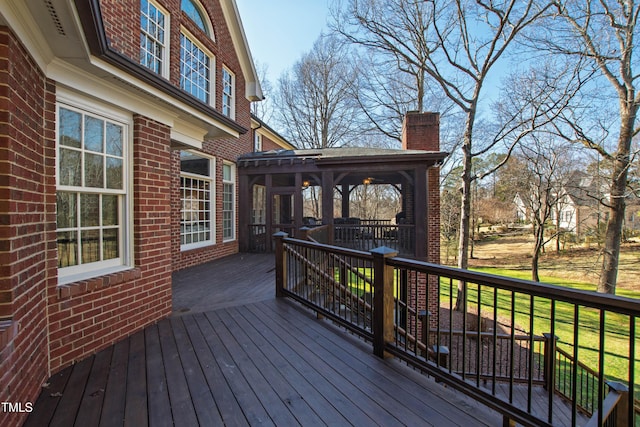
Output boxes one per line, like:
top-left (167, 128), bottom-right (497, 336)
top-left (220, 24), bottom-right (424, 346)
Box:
top-left (56, 103), bottom-right (129, 282)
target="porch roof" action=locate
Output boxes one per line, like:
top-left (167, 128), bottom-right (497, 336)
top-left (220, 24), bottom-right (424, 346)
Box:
top-left (238, 147), bottom-right (448, 167)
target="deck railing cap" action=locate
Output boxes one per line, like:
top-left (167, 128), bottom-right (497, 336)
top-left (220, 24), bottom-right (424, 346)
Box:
top-left (370, 246), bottom-right (398, 257)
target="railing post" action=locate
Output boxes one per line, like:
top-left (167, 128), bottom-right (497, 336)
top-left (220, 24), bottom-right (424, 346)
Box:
top-left (273, 232), bottom-right (288, 298)
top-left (607, 381), bottom-right (629, 427)
top-left (543, 333), bottom-right (558, 391)
top-left (299, 226), bottom-right (310, 241)
top-left (371, 246), bottom-right (397, 359)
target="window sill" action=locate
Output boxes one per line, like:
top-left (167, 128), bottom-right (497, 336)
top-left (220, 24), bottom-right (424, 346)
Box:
top-left (57, 267), bottom-right (142, 300)
top-left (180, 241), bottom-right (215, 252)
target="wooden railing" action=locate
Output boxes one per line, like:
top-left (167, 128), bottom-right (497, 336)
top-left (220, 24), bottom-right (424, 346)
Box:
top-left (274, 233), bottom-right (639, 427)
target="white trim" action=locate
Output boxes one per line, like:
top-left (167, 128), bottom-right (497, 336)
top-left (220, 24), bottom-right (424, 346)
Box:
top-left (180, 151), bottom-right (216, 251)
top-left (140, 0), bottom-right (171, 78)
top-left (180, 26), bottom-right (215, 107)
top-left (219, 0), bottom-right (263, 101)
top-left (55, 94), bottom-right (134, 283)
top-left (222, 66), bottom-right (236, 120)
top-left (222, 161), bottom-right (236, 242)
top-left (0, 0), bottom-right (54, 71)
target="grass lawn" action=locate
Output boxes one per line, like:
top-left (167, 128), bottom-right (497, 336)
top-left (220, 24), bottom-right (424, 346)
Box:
top-left (454, 234), bottom-right (640, 405)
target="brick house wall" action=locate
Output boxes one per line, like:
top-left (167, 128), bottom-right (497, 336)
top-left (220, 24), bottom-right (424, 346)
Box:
top-left (0, 0), bottom-right (259, 424)
top-left (0, 29), bottom-right (52, 427)
top-left (99, 0), bottom-right (253, 271)
top-left (260, 134), bottom-right (286, 152)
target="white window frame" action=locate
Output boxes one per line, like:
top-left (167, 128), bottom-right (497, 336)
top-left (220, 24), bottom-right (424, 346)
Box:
top-left (56, 93), bottom-right (133, 285)
top-left (180, 151), bottom-right (216, 251)
top-left (180, 27), bottom-right (215, 106)
top-left (254, 131), bottom-right (262, 152)
top-left (222, 161), bottom-right (236, 242)
top-left (222, 66), bottom-right (235, 119)
top-left (140, 0), bottom-right (170, 77)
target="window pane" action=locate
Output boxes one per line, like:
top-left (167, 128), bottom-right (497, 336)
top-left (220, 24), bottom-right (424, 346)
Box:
top-left (81, 193), bottom-right (100, 227)
top-left (102, 195), bottom-right (119, 226)
top-left (85, 153), bottom-right (104, 188)
top-left (222, 69), bottom-right (234, 117)
top-left (180, 151), bottom-right (210, 176)
top-left (59, 148), bottom-right (81, 186)
top-left (81, 229), bottom-right (100, 264)
top-left (106, 157), bottom-right (123, 189)
top-left (84, 116), bottom-right (104, 153)
top-left (56, 192), bottom-right (76, 229)
top-left (103, 228), bottom-right (119, 261)
top-left (223, 164), bottom-right (231, 181)
top-left (140, 0), bottom-right (165, 74)
top-left (57, 231), bottom-right (77, 267)
top-left (180, 174), bottom-right (212, 246)
top-left (106, 123), bottom-right (123, 156)
top-left (59, 108), bottom-right (82, 148)
top-left (181, 0), bottom-right (209, 35)
top-left (180, 34), bottom-right (210, 103)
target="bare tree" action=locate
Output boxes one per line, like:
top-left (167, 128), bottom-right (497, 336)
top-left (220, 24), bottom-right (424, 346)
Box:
top-left (514, 137), bottom-right (576, 281)
top-left (533, 0), bottom-right (640, 293)
top-left (334, 0), bottom-right (565, 310)
top-left (273, 34), bottom-right (362, 149)
top-left (251, 61), bottom-right (274, 123)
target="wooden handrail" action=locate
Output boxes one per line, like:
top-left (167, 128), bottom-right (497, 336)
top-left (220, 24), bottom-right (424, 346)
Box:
top-left (275, 235), bottom-right (639, 427)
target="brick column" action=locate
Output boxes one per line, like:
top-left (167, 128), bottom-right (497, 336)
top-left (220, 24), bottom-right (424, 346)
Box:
top-left (402, 112), bottom-right (441, 331)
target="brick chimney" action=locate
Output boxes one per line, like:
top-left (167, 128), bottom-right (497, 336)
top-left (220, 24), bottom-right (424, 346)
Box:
top-left (400, 111), bottom-right (442, 333)
top-left (402, 111), bottom-right (440, 152)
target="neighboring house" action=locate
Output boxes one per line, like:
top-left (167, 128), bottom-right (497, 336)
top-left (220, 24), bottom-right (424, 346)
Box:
top-left (552, 172), bottom-right (607, 238)
top-left (513, 192), bottom-right (529, 222)
top-left (513, 172), bottom-right (608, 238)
top-left (0, 1), bottom-right (273, 424)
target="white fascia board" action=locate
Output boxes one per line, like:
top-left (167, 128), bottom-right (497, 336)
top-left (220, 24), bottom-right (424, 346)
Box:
top-left (49, 58), bottom-right (177, 127)
top-left (219, 0), bottom-right (263, 102)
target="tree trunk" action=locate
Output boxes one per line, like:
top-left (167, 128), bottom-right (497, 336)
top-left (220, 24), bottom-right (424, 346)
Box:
top-left (598, 104), bottom-right (635, 294)
top-left (455, 114), bottom-right (475, 311)
top-left (532, 221), bottom-right (545, 282)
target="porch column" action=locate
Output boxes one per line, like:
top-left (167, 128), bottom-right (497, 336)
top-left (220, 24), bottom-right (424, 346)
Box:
top-left (238, 173), bottom-right (250, 252)
top-left (414, 165), bottom-right (427, 260)
top-left (341, 184), bottom-right (349, 218)
top-left (294, 172), bottom-right (304, 231)
top-left (322, 171), bottom-right (335, 243)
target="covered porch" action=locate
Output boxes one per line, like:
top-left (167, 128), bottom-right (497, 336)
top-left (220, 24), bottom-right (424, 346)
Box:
top-left (25, 253), bottom-right (502, 426)
top-left (238, 113), bottom-right (445, 260)
top-left (237, 147), bottom-right (446, 258)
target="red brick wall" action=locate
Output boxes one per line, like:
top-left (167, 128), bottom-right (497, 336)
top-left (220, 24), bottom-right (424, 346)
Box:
top-left (261, 133), bottom-right (286, 151)
top-left (47, 117), bottom-right (174, 374)
top-left (101, 0), bottom-right (253, 271)
top-left (101, 0), bottom-right (247, 124)
top-left (0, 28), bottom-right (53, 427)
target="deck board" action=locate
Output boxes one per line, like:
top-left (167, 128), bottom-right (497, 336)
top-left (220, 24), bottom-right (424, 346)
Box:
top-left (26, 253), bottom-right (587, 426)
top-left (75, 346), bottom-right (112, 426)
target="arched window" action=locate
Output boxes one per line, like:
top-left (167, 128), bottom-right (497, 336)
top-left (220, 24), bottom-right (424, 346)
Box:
top-left (181, 0), bottom-right (212, 37)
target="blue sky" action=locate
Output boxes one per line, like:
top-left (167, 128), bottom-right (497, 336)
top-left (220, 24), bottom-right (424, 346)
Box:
top-left (235, 0), bottom-right (332, 83)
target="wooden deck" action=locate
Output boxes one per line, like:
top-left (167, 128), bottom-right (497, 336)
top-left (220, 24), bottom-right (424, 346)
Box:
top-left (26, 253), bottom-right (506, 426)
